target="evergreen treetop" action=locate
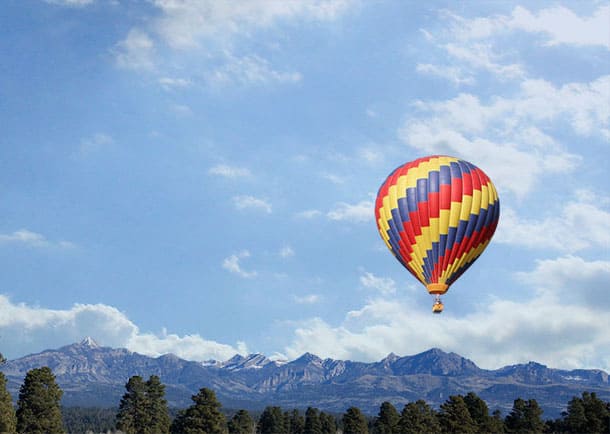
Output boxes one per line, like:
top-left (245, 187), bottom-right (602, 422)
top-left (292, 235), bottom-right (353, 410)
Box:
top-left (373, 401), bottom-right (399, 434)
top-left (438, 395), bottom-right (476, 434)
top-left (171, 387), bottom-right (228, 434)
top-left (228, 409), bottom-right (254, 434)
top-left (342, 406), bottom-right (369, 434)
top-left (0, 372), bottom-right (16, 434)
top-left (398, 400), bottom-right (441, 434)
top-left (16, 366), bottom-right (65, 434)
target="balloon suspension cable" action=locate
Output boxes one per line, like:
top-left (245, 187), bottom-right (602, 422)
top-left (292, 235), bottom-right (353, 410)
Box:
top-left (432, 294), bottom-right (444, 314)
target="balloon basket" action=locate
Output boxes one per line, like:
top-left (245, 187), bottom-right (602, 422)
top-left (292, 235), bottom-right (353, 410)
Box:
top-left (432, 295), bottom-right (444, 314)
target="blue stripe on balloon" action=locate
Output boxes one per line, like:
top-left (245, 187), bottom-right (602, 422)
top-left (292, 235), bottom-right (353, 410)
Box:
top-left (445, 226), bottom-right (457, 258)
top-left (428, 170), bottom-right (439, 193)
top-left (417, 178), bottom-right (428, 203)
top-left (474, 207), bottom-right (488, 234)
top-left (458, 159), bottom-right (472, 174)
top-left (439, 233), bottom-right (448, 259)
top-left (398, 197), bottom-right (410, 223)
top-left (431, 240), bottom-right (440, 272)
top-left (423, 250), bottom-right (434, 282)
top-left (454, 219), bottom-right (468, 245)
top-left (464, 212), bottom-right (479, 239)
top-left (406, 187), bottom-right (418, 212)
top-left (439, 164), bottom-right (452, 185)
top-left (450, 161), bottom-right (462, 179)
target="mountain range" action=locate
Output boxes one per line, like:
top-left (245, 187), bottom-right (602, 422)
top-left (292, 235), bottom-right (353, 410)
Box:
top-left (2, 338), bottom-right (609, 418)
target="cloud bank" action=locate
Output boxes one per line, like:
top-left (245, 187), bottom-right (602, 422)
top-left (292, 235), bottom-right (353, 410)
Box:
top-left (284, 255), bottom-right (610, 371)
top-left (0, 295), bottom-right (246, 361)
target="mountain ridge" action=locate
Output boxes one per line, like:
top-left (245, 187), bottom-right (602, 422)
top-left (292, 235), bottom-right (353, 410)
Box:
top-left (2, 339), bottom-right (608, 418)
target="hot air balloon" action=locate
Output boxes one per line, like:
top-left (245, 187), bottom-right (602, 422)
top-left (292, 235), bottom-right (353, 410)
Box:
top-left (375, 155), bottom-right (500, 313)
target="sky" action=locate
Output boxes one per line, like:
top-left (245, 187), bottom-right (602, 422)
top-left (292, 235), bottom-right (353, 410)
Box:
top-left (0, 0), bottom-right (609, 372)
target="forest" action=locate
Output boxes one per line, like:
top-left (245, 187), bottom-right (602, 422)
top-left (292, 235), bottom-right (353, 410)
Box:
top-left (2, 367), bottom-right (609, 433)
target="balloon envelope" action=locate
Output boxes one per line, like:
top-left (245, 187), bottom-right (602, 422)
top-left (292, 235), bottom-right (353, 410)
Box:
top-left (375, 155), bottom-right (500, 298)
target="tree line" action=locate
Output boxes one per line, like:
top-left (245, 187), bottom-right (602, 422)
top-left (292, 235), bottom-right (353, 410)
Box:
top-left (0, 367), bottom-right (609, 433)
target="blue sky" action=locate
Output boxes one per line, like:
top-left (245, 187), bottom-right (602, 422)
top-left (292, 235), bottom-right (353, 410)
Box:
top-left (1, 0), bottom-right (609, 371)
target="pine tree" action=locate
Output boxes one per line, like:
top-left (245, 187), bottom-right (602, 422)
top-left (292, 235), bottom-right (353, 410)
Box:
top-left (565, 396), bottom-right (587, 433)
top-left (116, 375), bottom-right (150, 433)
top-left (145, 375), bottom-right (171, 434)
top-left (397, 400), bottom-right (440, 434)
top-left (16, 366), bottom-right (64, 434)
top-left (304, 407), bottom-right (323, 434)
top-left (288, 409), bottom-right (305, 434)
top-left (258, 406), bottom-right (285, 434)
top-left (463, 392), bottom-right (495, 433)
top-left (0, 372), bottom-right (16, 434)
top-left (373, 401), bottom-right (399, 434)
top-left (438, 395), bottom-right (476, 434)
top-left (505, 398), bottom-right (544, 434)
top-left (489, 409), bottom-right (506, 433)
top-left (342, 407), bottom-right (369, 434)
top-left (170, 387), bottom-right (227, 434)
top-left (228, 409), bottom-right (254, 434)
top-left (319, 411), bottom-right (336, 434)
top-left (563, 391), bottom-right (610, 434)
top-left (581, 391), bottom-right (610, 433)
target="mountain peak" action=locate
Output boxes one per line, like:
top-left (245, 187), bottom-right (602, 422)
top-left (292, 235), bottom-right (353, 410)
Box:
top-left (421, 347), bottom-right (448, 356)
top-left (79, 337), bottom-right (100, 348)
top-left (382, 352), bottom-right (400, 362)
top-left (222, 353), bottom-right (273, 371)
top-left (389, 347), bottom-right (480, 376)
top-left (294, 352), bottom-right (323, 365)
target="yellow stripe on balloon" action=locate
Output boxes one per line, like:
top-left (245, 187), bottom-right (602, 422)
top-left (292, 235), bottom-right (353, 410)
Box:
top-left (397, 175), bottom-right (408, 201)
top-left (459, 195), bottom-right (473, 221)
top-left (449, 201), bottom-right (461, 228)
top-left (471, 188), bottom-right (482, 215)
top-left (439, 209), bottom-right (450, 236)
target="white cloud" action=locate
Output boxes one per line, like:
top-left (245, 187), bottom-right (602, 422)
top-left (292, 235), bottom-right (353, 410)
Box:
top-left (209, 164), bottom-right (252, 178)
top-left (114, 29), bottom-right (155, 71)
top-left (327, 200), bottom-right (373, 223)
top-left (360, 271), bottom-right (396, 295)
top-left (446, 5), bottom-right (610, 49)
top-left (79, 133), bottom-right (114, 156)
top-left (416, 63), bottom-right (475, 86)
top-left (294, 209), bottom-right (322, 219)
top-left (510, 5), bottom-right (610, 49)
top-left (232, 195), bottom-right (272, 213)
top-left (284, 288), bottom-right (610, 371)
top-left (222, 250), bottom-right (257, 278)
top-left (518, 76), bottom-right (610, 137)
top-left (442, 42), bottom-right (524, 79)
top-left (158, 77), bottom-right (192, 90)
top-left (207, 53), bottom-right (302, 87)
top-left (114, 0), bottom-right (352, 82)
top-left (422, 5), bottom-right (609, 85)
top-left (279, 246), bottom-right (295, 258)
top-left (516, 255), bottom-right (610, 311)
top-left (497, 193), bottom-right (610, 251)
top-left (0, 295), bottom-right (245, 361)
top-left (0, 229), bottom-right (74, 249)
top-left (151, 0), bottom-right (353, 49)
top-left (399, 76), bottom-right (610, 197)
top-left (293, 294), bottom-right (321, 304)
